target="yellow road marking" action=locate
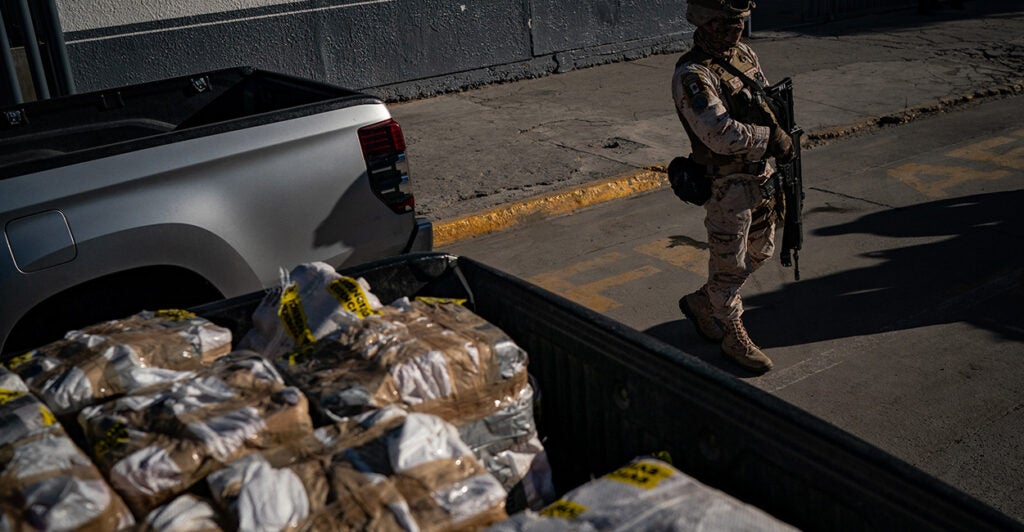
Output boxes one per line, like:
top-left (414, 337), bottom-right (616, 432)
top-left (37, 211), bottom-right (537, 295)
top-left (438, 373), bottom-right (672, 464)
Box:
top-left (890, 131), bottom-right (1023, 197)
top-left (889, 163), bottom-right (1010, 198)
top-left (530, 252), bottom-right (626, 284)
top-left (634, 238), bottom-right (708, 277)
top-left (528, 252), bottom-right (661, 312)
top-left (947, 134), bottom-right (1024, 170)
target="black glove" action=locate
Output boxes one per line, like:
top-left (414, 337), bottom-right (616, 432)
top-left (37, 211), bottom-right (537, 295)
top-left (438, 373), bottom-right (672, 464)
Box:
top-left (769, 126), bottom-right (795, 164)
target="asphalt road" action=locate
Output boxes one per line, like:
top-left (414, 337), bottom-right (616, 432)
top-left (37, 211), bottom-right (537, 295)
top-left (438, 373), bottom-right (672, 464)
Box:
top-left (442, 94), bottom-right (1024, 522)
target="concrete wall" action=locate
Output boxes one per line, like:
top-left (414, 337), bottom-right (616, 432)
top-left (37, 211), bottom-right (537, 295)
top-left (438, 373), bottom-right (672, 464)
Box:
top-left (53, 0), bottom-right (916, 101)
top-left (56, 0), bottom-right (691, 101)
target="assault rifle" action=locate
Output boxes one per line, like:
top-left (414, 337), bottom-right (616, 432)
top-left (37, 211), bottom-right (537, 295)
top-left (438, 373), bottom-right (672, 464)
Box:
top-left (712, 57), bottom-right (806, 281)
top-left (766, 78), bottom-right (804, 280)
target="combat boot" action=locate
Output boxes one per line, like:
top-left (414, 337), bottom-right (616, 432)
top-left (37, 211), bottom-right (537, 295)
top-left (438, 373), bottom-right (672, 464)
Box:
top-left (721, 318), bottom-right (773, 372)
top-left (679, 290), bottom-right (724, 342)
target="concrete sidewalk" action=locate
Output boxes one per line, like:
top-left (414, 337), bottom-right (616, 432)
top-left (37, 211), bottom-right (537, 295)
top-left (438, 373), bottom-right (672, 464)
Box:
top-left (389, 4), bottom-right (1024, 245)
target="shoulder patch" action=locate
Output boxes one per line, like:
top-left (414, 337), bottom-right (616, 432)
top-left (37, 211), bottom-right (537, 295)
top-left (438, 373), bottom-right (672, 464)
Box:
top-left (691, 94), bottom-right (709, 111)
top-left (680, 72), bottom-right (711, 111)
top-left (681, 73), bottom-right (704, 99)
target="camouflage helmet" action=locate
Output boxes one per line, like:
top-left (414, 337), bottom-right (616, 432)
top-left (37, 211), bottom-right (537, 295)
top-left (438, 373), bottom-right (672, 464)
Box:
top-left (687, 0), bottom-right (755, 26)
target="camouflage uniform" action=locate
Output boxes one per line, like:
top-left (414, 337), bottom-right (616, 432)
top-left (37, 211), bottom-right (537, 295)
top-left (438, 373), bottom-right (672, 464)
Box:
top-left (672, 35), bottom-right (780, 324)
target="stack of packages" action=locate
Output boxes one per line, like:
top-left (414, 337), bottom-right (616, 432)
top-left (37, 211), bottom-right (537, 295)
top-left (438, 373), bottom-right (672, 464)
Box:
top-left (6, 310), bottom-right (232, 415)
top-left (2, 262), bottom-right (557, 530)
top-left (240, 262), bottom-right (554, 511)
top-left (77, 351), bottom-right (314, 516)
top-left (3, 309), bottom-right (315, 529)
top-left (0, 366), bottom-right (135, 530)
top-left (489, 457), bottom-right (798, 531)
top-left (205, 406), bottom-right (508, 530)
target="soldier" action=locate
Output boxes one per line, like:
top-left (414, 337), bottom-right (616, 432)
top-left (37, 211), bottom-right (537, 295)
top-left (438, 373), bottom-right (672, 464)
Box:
top-left (672, 0), bottom-right (794, 372)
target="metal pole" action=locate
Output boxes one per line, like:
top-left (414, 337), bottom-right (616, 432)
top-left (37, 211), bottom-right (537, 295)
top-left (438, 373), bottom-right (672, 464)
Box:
top-left (0, 7), bottom-right (24, 105)
top-left (38, 0), bottom-right (73, 95)
top-left (15, 0), bottom-right (49, 99)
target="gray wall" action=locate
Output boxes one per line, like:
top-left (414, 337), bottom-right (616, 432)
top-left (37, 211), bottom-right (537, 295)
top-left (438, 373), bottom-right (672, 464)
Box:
top-left (60, 0), bottom-right (691, 101)
top-left (56, 0), bottom-right (917, 101)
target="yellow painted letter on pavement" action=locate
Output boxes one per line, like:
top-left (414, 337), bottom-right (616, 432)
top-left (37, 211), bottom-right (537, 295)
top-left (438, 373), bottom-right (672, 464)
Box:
top-left (947, 133), bottom-right (1024, 170)
top-left (528, 252), bottom-right (660, 312)
top-left (888, 163), bottom-right (1010, 198)
top-left (634, 238), bottom-right (708, 278)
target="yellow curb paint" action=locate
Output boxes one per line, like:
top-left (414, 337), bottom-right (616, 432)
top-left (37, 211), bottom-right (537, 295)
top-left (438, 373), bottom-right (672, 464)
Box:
top-left (432, 84), bottom-right (1024, 247)
top-left (434, 169), bottom-right (669, 246)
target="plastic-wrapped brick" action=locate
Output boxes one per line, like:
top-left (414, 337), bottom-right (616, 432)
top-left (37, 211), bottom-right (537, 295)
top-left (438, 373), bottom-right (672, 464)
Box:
top-left (490, 458), bottom-right (797, 531)
top-left (77, 351), bottom-right (313, 516)
top-left (6, 310), bottom-right (232, 415)
top-left (0, 392), bottom-right (135, 532)
top-left (207, 453), bottom-right (329, 531)
top-left (0, 366), bottom-right (61, 448)
top-left (139, 494), bottom-right (222, 532)
top-left (279, 299), bottom-right (528, 424)
top-left (321, 407), bottom-right (509, 530)
top-left (208, 406), bottom-right (507, 531)
top-left (238, 262), bottom-right (381, 358)
top-left (464, 385), bottom-right (553, 512)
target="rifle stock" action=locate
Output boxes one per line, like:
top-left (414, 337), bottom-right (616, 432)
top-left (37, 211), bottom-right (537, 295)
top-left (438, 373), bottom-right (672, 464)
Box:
top-left (768, 78), bottom-right (804, 280)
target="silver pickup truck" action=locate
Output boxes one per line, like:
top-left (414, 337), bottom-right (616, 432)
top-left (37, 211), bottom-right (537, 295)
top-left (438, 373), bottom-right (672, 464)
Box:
top-left (0, 67), bottom-right (432, 355)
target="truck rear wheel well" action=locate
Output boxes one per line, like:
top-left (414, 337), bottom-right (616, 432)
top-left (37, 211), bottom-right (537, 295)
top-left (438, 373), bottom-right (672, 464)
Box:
top-left (4, 266), bottom-right (225, 355)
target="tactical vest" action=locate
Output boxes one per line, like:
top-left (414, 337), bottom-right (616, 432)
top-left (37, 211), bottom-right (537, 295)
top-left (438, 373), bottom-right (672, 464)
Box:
top-left (676, 43), bottom-right (779, 166)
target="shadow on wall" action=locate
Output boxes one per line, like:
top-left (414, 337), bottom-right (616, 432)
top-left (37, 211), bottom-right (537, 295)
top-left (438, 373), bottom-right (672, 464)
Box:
top-left (645, 189), bottom-right (1024, 375)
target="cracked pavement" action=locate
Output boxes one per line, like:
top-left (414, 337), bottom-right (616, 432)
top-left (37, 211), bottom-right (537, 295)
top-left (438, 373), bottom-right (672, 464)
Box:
top-left (390, 5), bottom-right (1024, 223)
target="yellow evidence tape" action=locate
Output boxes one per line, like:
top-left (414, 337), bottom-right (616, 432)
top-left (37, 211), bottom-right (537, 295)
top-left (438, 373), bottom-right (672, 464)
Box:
top-left (278, 283), bottom-right (316, 347)
top-left (326, 277), bottom-right (381, 318)
top-left (540, 499), bottom-right (588, 519)
top-left (605, 459), bottom-right (675, 490)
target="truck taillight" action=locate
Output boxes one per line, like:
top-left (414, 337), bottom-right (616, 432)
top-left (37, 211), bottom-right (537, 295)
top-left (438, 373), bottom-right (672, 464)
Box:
top-left (358, 119), bottom-right (414, 214)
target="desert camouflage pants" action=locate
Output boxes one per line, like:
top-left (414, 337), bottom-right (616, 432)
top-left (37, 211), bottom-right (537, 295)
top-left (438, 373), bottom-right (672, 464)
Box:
top-left (702, 172), bottom-right (778, 322)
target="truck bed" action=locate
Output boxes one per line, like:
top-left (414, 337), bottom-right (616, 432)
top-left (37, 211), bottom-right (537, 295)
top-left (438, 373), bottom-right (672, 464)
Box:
top-left (0, 67), bottom-right (379, 177)
top-left (193, 253), bottom-right (1019, 531)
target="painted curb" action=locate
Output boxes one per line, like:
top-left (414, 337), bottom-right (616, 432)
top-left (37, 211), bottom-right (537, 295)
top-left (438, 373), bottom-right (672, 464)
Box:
top-left (434, 168), bottom-right (669, 246)
top-left (432, 83), bottom-right (1024, 247)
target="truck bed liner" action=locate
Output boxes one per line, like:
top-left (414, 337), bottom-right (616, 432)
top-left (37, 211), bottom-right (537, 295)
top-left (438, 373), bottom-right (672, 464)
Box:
top-left (1, 67), bottom-right (379, 177)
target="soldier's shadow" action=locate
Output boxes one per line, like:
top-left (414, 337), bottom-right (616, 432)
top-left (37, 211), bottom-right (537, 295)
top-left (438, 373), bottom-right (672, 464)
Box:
top-left (645, 189), bottom-right (1024, 374)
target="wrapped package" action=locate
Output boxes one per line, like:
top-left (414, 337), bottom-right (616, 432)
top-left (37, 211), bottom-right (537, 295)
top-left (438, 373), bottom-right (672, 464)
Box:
top-left (0, 367), bottom-right (60, 447)
top-left (489, 458), bottom-right (797, 532)
top-left (278, 298), bottom-right (528, 423)
top-left (206, 453), bottom-right (332, 531)
top-left (0, 431), bottom-right (135, 531)
top-left (379, 411), bottom-right (509, 530)
top-left (461, 384), bottom-right (554, 511)
top-left (1, 366), bottom-right (135, 530)
top-left (238, 262), bottom-right (382, 358)
top-left (206, 450), bottom-right (416, 531)
top-left (323, 408), bottom-right (508, 530)
top-left (6, 310), bottom-right (232, 415)
top-left (209, 407), bottom-right (507, 531)
top-left (77, 351), bottom-right (314, 516)
top-left (139, 495), bottom-right (223, 532)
